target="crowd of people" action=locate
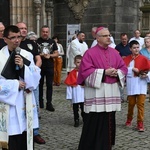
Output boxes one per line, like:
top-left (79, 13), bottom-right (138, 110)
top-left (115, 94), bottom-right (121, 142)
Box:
top-left (0, 21), bottom-right (150, 150)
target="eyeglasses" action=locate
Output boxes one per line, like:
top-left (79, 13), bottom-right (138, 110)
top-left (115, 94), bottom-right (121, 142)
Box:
top-left (6, 36), bottom-right (22, 41)
top-left (98, 34), bottom-right (112, 38)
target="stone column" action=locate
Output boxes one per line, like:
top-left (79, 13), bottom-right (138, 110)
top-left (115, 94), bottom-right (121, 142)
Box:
top-left (140, 0), bottom-right (150, 35)
top-left (34, 0), bottom-right (42, 37)
top-left (10, 0), bottom-right (17, 24)
top-left (27, 0), bottom-right (33, 31)
top-left (16, 0), bottom-right (22, 22)
top-left (45, 0), bottom-right (54, 37)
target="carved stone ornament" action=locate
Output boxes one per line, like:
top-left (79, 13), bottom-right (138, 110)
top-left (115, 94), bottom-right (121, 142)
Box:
top-left (34, 0), bottom-right (42, 14)
top-left (65, 0), bottom-right (90, 20)
top-left (142, 0), bottom-right (150, 4)
top-left (45, 0), bottom-right (54, 13)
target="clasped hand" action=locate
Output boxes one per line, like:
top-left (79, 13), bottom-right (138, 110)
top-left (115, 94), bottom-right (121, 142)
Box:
top-left (132, 68), bottom-right (148, 78)
top-left (15, 55), bottom-right (23, 68)
top-left (140, 73), bottom-right (148, 78)
top-left (105, 68), bottom-right (118, 77)
top-left (19, 81), bottom-right (26, 90)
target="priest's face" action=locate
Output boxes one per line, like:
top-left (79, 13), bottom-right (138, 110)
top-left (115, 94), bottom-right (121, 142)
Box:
top-left (4, 31), bottom-right (22, 51)
top-left (130, 44), bottom-right (140, 56)
top-left (78, 33), bottom-right (85, 43)
top-left (96, 29), bottom-right (111, 47)
top-left (134, 30), bottom-right (141, 38)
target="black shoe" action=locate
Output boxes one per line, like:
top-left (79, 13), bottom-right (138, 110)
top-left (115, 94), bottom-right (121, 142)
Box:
top-left (74, 120), bottom-right (79, 127)
top-left (46, 104), bottom-right (55, 112)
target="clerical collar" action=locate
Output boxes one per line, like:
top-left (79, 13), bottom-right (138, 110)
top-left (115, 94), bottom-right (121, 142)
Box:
top-left (135, 37), bottom-right (140, 40)
top-left (8, 49), bottom-right (13, 55)
top-left (97, 44), bottom-right (108, 50)
top-left (79, 40), bottom-right (83, 43)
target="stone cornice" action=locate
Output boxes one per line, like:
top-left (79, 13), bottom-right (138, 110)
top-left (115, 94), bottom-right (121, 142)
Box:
top-left (143, 0), bottom-right (150, 4)
top-left (140, 1), bottom-right (150, 12)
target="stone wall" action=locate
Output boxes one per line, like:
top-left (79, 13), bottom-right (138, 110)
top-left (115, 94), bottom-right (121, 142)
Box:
top-left (54, 0), bottom-right (142, 46)
top-left (114, 0), bottom-right (142, 43)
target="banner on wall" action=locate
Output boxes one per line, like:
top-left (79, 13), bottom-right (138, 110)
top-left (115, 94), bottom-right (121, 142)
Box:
top-left (66, 24), bottom-right (81, 69)
top-left (66, 24), bottom-right (81, 48)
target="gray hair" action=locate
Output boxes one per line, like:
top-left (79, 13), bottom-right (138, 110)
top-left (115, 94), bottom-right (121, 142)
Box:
top-left (144, 36), bottom-right (150, 41)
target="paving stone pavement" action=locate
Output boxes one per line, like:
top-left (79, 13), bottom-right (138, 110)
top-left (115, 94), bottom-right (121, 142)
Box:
top-left (35, 71), bottom-right (150, 150)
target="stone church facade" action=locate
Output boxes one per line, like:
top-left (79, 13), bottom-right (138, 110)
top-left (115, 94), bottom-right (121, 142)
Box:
top-left (0, 0), bottom-right (150, 66)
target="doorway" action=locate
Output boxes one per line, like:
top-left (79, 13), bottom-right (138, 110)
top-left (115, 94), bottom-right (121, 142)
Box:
top-left (0, 0), bottom-right (10, 26)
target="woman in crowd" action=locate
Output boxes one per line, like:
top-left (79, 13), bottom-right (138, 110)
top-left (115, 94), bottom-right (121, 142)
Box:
top-left (52, 35), bottom-right (64, 86)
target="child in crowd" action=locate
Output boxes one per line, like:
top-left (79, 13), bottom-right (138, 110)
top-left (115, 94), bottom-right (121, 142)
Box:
top-left (64, 55), bottom-right (84, 127)
top-left (124, 40), bottom-right (150, 132)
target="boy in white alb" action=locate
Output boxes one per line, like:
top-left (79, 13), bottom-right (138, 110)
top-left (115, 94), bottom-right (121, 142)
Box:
top-left (64, 55), bottom-right (84, 127)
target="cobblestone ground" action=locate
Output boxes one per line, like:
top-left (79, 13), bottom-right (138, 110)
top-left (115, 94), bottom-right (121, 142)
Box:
top-left (35, 72), bottom-right (150, 150)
